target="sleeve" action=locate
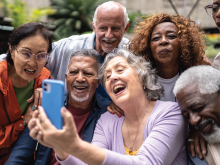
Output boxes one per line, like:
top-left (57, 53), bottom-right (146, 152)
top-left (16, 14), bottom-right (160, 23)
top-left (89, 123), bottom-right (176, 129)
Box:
top-left (56, 106), bottom-right (188, 165)
top-left (102, 106), bottom-right (188, 165)
top-left (5, 126), bottom-right (37, 164)
top-left (0, 119), bottom-right (25, 148)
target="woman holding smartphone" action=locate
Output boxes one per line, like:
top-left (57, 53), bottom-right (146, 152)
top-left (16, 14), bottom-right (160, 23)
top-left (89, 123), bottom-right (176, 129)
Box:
top-left (29, 49), bottom-right (188, 165)
top-left (0, 22), bottom-right (53, 164)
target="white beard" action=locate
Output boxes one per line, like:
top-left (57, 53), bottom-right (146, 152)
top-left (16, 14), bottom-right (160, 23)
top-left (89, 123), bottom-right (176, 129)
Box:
top-left (71, 91), bottom-right (90, 102)
top-left (202, 124), bottom-right (220, 144)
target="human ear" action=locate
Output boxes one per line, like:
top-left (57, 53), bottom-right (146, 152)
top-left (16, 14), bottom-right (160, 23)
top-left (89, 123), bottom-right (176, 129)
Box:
top-left (92, 23), bottom-right (96, 32)
top-left (124, 23), bottom-right (129, 33)
top-left (9, 45), bottom-right (15, 60)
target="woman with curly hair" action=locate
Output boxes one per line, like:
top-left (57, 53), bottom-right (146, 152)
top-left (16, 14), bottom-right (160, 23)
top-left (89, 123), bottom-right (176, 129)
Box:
top-left (130, 13), bottom-right (210, 102)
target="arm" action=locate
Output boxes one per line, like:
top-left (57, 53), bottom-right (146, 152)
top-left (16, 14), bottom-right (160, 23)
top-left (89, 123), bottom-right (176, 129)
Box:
top-left (29, 105), bottom-right (187, 165)
top-left (62, 106), bottom-right (188, 165)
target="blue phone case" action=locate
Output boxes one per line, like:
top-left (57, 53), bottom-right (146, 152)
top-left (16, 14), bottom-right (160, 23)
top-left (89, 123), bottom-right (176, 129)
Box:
top-left (42, 79), bottom-right (64, 129)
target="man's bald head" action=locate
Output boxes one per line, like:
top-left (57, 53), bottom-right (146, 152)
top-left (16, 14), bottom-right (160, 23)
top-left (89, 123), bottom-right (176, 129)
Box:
top-left (93, 1), bottom-right (129, 28)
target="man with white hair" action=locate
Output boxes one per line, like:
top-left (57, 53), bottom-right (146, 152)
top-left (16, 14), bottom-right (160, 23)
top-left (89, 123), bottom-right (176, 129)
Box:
top-left (173, 65), bottom-right (220, 165)
top-left (47, 1), bottom-right (129, 99)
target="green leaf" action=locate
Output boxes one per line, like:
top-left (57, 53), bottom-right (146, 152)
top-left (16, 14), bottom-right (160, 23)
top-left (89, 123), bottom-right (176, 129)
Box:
top-left (75, 20), bottom-right (81, 30)
top-left (53, 18), bottom-right (66, 26)
top-left (65, 18), bottom-right (75, 26)
top-left (57, 8), bottom-right (71, 15)
top-left (70, 11), bottom-right (80, 17)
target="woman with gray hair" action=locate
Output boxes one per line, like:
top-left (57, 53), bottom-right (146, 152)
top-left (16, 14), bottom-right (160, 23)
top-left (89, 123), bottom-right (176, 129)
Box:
top-left (28, 49), bottom-right (188, 165)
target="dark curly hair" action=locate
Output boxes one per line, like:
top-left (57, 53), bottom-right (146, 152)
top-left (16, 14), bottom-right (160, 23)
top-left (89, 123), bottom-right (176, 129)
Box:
top-left (6, 22), bottom-right (54, 65)
top-left (130, 13), bottom-right (206, 71)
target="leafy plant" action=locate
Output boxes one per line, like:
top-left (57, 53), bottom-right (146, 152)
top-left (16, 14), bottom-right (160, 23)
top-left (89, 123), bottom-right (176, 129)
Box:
top-left (0, 0), bottom-right (55, 29)
top-left (49, 0), bottom-right (107, 40)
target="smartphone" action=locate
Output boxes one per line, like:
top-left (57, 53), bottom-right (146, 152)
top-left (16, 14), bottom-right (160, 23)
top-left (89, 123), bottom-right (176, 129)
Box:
top-left (42, 79), bottom-right (64, 129)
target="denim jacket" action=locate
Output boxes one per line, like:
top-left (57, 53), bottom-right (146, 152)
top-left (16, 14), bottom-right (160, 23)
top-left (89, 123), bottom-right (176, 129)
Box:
top-left (5, 91), bottom-right (110, 165)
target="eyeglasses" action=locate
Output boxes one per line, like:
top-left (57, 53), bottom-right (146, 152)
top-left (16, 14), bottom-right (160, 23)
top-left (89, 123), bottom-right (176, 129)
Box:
top-left (15, 46), bottom-right (49, 64)
top-left (204, 4), bottom-right (220, 17)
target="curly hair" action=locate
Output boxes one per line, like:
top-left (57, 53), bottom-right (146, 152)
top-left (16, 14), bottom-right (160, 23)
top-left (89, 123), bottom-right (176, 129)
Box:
top-left (130, 13), bottom-right (206, 71)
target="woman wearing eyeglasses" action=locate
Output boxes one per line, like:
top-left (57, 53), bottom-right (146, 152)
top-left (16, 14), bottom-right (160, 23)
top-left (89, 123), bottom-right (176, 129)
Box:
top-left (0, 22), bottom-right (53, 164)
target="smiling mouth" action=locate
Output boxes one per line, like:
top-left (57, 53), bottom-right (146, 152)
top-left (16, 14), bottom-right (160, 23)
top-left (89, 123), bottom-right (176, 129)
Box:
top-left (74, 86), bottom-right (87, 90)
top-left (113, 85), bottom-right (126, 94)
top-left (217, 22), bottom-right (220, 28)
top-left (24, 68), bottom-right (36, 74)
top-left (159, 49), bottom-right (171, 54)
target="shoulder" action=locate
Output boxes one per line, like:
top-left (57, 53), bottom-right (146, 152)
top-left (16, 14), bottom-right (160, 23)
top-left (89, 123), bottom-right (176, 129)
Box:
top-left (98, 111), bottom-right (121, 126)
top-left (152, 100), bottom-right (184, 121)
top-left (35, 67), bottom-right (51, 88)
top-left (0, 60), bottom-right (7, 72)
top-left (53, 33), bottom-right (93, 47)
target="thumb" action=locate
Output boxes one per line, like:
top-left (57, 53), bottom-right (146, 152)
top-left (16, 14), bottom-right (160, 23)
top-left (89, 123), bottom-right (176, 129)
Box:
top-left (27, 95), bottom-right (34, 103)
top-left (61, 107), bottom-right (75, 130)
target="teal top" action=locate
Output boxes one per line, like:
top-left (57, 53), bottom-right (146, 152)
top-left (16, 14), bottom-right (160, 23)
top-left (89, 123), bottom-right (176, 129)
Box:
top-left (13, 80), bottom-right (34, 115)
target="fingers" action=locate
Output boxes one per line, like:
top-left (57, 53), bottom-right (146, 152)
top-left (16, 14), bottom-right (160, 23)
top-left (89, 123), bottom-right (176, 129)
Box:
top-left (61, 107), bottom-right (75, 130)
top-left (29, 122), bottom-right (39, 140)
top-left (27, 95), bottom-right (34, 103)
top-left (194, 132), bottom-right (203, 159)
top-left (33, 88), bottom-right (42, 106)
top-left (27, 88), bottom-right (42, 106)
top-left (108, 101), bottom-right (124, 117)
top-left (107, 106), bottom-right (115, 114)
top-left (188, 141), bottom-right (195, 158)
top-left (38, 106), bottom-right (52, 129)
top-left (200, 136), bottom-right (207, 156)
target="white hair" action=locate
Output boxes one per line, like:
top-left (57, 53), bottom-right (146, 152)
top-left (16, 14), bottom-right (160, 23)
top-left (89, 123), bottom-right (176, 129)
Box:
top-left (93, 1), bottom-right (129, 29)
top-left (173, 65), bottom-right (220, 96)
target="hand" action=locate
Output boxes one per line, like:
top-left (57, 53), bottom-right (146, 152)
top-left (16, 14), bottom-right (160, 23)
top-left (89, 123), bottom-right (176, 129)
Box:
top-left (28, 106), bottom-right (81, 154)
top-left (27, 88), bottom-right (42, 108)
top-left (187, 130), bottom-right (207, 159)
top-left (23, 102), bottom-right (34, 124)
top-left (107, 101), bottom-right (124, 117)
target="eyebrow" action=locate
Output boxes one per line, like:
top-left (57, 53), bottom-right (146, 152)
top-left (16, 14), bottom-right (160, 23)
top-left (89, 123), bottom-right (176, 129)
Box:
top-left (105, 62), bottom-right (123, 72)
top-left (152, 31), bottom-right (177, 36)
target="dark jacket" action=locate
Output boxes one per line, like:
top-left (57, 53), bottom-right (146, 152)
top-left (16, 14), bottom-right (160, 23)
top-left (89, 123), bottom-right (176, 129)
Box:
top-left (5, 91), bottom-right (110, 165)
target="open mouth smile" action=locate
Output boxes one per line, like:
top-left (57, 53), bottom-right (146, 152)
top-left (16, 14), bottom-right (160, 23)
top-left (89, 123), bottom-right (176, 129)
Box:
top-left (24, 68), bottom-right (36, 75)
top-left (74, 86), bottom-right (87, 92)
top-left (113, 84), bottom-right (126, 95)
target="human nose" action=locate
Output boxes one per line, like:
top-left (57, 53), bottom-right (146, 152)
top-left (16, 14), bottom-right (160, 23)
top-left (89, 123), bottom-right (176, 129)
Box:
top-left (189, 112), bottom-right (201, 126)
top-left (76, 72), bottom-right (85, 82)
top-left (27, 54), bottom-right (38, 65)
top-left (159, 36), bottom-right (169, 45)
top-left (110, 71), bottom-right (119, 82)
top-left (105, 28), bottom-right (113, 38)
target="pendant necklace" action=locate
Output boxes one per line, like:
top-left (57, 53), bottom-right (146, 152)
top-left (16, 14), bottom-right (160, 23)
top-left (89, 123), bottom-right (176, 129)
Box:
top-left (124, 100), bottom-right (151, 153)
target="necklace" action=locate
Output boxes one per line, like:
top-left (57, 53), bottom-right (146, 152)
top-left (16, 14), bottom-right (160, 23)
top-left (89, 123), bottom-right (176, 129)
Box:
top-left (124, 100), bottom-right (151, 153)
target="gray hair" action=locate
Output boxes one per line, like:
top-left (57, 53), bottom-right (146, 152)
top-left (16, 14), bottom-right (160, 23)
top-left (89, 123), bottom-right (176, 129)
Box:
top-left (99, 49), bottom-right (164, 101)
top-left (173, 65), bottom-right (220, 96)
top-left (93, 1), bottom-right (129, 29)
top-left (69, 49), bottom-right (101, 79)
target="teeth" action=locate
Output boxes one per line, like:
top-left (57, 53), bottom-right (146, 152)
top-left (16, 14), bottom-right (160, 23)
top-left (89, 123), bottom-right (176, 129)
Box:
top-left (25, 69), bottom-right (35, 73)
top-left (75, 87), bottom-right (86, 90)
top-left (114, 85), bottom-right (125, 93)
